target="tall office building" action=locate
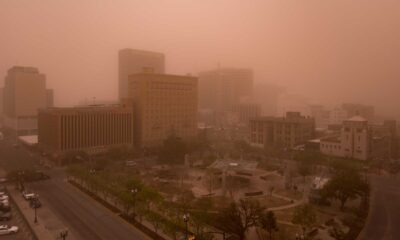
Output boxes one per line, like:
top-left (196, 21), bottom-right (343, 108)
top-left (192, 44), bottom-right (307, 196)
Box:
top-left (2, 66), bottom-right (52, 135)
top-left (198, 68), bottom-right (253, 112)
top-left (254, 83), bottom-right (285, 116)
top-left (46, 89), bottom-right (54, 107)
top-left (128, 73), bottom-right (197, 147)
top-left (118, 49), bottom-right (165, 99)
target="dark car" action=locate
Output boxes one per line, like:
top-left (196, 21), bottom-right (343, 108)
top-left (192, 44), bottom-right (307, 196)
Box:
top-left (0, 212), bottom-right (11, 221)
top-left (0, 204), bottom-right (10, 212)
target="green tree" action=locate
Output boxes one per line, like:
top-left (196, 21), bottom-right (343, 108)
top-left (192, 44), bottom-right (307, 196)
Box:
top-left (292, 204), bottom-right (317, 238)
top-left (216, 199), bottom-right (265, 240)
top-left (322, 170), bottom-right (368, 210)
top-left (260, 211), bottom-right (278, 240)
top-left (298, 161), bottom-right (312, 183)
top-left (159, 135), bottom-right (188, 164)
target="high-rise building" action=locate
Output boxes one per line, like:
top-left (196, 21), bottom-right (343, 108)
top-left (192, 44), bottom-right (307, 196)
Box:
top-left (2, 66), bottom-right (51, 135)
top-left (254, 83), bottom-right (285, 116)
top-left (249, 112), bottom-right (315, 149)
top-left (38, 104), bottom-right (134, 156)
top-left (128, 73), bottom-right (197, 147)
top-left (309, 105), bottom-right (330, 129)
top-left (233, 102), bottom-right (261, 126)
top-left (46, 89), bottom-right (54, 108)
top-left (118, 49), bottom-right (165, 99)
top-left (198, 68), bottom-right (253, 112)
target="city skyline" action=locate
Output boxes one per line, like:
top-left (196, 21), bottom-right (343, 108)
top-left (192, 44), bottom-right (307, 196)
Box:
top-left (1, 1), bottom-right (400, 118)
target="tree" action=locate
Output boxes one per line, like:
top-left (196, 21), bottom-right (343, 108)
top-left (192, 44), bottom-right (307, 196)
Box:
top-left (260, 211), bottom-right (278, 240)
top-left (216, 199), bottom-right (265, 240)
top-left (322, 170), bottom-right (368, 210)
top-left (159, 135), bottom-right (188, 164)
top-left (329, 226), bottom-right (346, 240)
top-left (292, 204), bottom-right (317, 238)
top-left (298, 161), bottom-right (312, 183)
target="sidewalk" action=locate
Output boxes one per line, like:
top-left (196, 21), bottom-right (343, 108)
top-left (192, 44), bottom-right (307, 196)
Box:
top-left (8, 187), bottom-right (63, 240)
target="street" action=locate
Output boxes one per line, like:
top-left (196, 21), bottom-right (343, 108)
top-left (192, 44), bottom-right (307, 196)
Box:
top-left (361, 175), bottom-right (400, 240)
top-left (0, 137), bottom-right (149, 240)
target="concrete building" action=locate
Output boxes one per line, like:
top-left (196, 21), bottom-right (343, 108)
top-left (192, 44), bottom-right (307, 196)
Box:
top-left (320, 137), bottom-right (343, 157)
top-left (249, 112), bottom-right (315, 149)
top-left (2, 66), bottom-right (52, 135)
top-left (329, 106), bottom-right (347, 125)
top-left (340, 116), bottom-right (370, 160)
top-left (198, 68), bottom-right (253, 112)
top-left (118, 49), bottom-right (165, 99)
top-left (309, 105), bottom-right (330, 129)
top-left (233, 102), bottom-right (261, 126)
top-left (253, 83), bottom-right (285, 116)
top-left (46, 89), bottom-right (54, 107)
top-left (128, 73), bottom-right (197, 148)
top-left (38, 104), bottom-right (134, 156)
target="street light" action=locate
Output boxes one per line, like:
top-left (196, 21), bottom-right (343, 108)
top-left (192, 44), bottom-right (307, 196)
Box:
top-left (33, 194), bottom-right (39, 223)
top-left (130, 188), bottom-right (138, 215)
top-left (183, 213), bottom-right (190, 240)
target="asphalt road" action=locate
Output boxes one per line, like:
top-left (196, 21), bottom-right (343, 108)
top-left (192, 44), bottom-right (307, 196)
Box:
top-left (361, 175), bottom-right (400, 240)
top-left (0, 137), bottom-right (148, 240)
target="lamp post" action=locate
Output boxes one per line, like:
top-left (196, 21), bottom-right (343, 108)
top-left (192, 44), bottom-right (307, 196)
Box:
top-left (131, 188), bottom-right (138, 215)
top-left (33, 195), bottom-right (39, 223)
top-left (183, 213), bottom-right (189, 240)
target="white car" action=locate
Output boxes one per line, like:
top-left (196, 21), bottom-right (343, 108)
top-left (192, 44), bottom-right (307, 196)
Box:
top-left (22, 192), bottom-right (36, 200)
top-left (0, 225), bottom-right (18, 235)
top-left (0, 195), bottom-right (8, 201)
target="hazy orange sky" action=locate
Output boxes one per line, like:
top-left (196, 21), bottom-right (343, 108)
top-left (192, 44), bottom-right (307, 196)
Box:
top-left (1, 0), bottom-right (399, 117)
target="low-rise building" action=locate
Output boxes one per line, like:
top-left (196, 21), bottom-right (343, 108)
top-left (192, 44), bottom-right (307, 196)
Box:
top-left (38, 104), bottom-right (134, 156)
top-left (249, 112), bottom-right (315, 149)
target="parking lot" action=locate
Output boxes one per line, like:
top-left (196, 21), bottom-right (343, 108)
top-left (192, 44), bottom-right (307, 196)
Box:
top-left (0, 187), bottom-right (36, 240)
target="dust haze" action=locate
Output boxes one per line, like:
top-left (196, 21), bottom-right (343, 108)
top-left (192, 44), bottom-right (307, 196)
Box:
top-left (1, 0), bottom-right (399, 117)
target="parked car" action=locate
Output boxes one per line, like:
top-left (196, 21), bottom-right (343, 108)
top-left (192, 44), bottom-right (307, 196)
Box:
top-left (0, 212), bottom-right (11, 221)
top-left (0, 204), bottom-right (10, 212)
top-left (0, 225), bottom-right (18, 235)
top-left (0, 195), bottom-right (8, 201)
top-left (22, 192), bottom-right (36, 200)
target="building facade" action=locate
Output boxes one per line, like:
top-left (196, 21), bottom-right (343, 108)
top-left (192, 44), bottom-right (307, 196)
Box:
top-left (249, 112), bottom-right (315, 149)
top-left (233, 102), bottom-right (261, 126)
top-left (118, 49), bottom-right (165, 99)
top-left (128, 73), bottom-right (198, 147)
top-left (38, 105), bottom-right (134, 155)
top-left (2, 66), bottom-right (52, 135)
top-left (198, 68), bottom-right (253, 112)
